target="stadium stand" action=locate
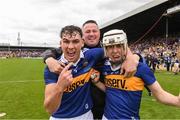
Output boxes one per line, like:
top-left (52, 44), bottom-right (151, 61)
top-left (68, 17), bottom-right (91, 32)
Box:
top-left (100, 0), bottom-right (180, 72)
top-left (100, 0), bottom-right (180, 43)
top-left (0, 46), bottom-right (53, 58)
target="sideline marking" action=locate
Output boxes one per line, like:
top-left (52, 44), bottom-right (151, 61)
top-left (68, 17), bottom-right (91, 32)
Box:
top-left (0, 112), bottom-right (6, 117)
top-left (142, 97), bottom-right (156, 101)
top-left (0, 80), bottom-right (42, 84)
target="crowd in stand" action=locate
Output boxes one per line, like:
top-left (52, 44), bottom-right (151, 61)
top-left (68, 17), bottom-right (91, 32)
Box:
top-left (0, 49), bottom-right (44, 58)
top-left (130, 36), bottom-right (180, 74)
top-left (0, 36), bottom-right (179, 73)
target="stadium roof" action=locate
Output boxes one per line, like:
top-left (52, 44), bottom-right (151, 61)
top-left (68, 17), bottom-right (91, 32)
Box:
top-left (100, 0), bottom-right (180, 44)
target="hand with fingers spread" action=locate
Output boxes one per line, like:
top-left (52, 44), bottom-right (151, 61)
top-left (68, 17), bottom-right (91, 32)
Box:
top-left (57, 62), bottom-right (73, 91)
top-left (121, 50), bottom-right (139, 78)
top-left (46, 57), bottom-right (65, 74)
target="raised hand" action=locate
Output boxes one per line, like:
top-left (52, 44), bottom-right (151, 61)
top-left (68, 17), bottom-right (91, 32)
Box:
top-left (121, 48), bottom-right (138, 78)
top-left (57, 62), bottom-right (73, 91)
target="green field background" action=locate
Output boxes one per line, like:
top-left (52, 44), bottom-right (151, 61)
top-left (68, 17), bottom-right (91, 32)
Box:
top-left (0, 58), bottom-right (49, 119)
top-left (0, 58), bottom-right (180, 119)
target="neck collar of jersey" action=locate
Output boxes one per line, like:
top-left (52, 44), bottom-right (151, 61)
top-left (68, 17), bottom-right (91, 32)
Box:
top-left (105, 60), bottom-right (121, 71)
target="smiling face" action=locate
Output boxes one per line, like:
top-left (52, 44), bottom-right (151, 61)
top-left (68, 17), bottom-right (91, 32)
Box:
top-left (82, 23), bottom-right (100, 47)
top-left (60, 26), bottom-right (84, 63)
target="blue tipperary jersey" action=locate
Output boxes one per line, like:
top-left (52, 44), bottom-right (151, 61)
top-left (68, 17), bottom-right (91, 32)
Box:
top-left (100, 61), bottom-right (156, 119)
top-left (44, 48), bottom-right (104, 118)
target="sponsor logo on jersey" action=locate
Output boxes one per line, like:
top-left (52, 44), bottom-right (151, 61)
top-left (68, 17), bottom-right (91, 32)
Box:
top-left (105, 75), bottom-right (144, 91)
top-left (64, 69), bottom-right (94, 92)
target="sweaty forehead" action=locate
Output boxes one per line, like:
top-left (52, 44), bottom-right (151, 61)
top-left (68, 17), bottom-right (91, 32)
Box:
top-left (62, 31), bottom-right (80, 39)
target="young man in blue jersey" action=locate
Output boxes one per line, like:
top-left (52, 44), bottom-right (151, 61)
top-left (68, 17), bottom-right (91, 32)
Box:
top-left (91, 29), bottom-right (180, 120)
top-left (44, 25), bottom-right (105, 119)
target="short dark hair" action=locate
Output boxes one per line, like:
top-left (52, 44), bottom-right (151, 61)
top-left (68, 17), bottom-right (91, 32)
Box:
top-left (82, 20), bottom-right (98, 27)
top-left (60, 25), bottom-right (83, 38)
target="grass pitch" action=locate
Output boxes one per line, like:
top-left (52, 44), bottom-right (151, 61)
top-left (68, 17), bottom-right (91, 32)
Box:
top-left (0, 58), bottom-right (180, 119)
top-left (0, 58), bottom-right (49, 119)
top-left (140, 70), bottom-right (180, 119)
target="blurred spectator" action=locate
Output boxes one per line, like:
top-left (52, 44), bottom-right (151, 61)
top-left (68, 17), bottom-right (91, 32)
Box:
top-left (130, 34), bottom-right (180, 72)
top-left (0, 49), bottom-right (44, 58)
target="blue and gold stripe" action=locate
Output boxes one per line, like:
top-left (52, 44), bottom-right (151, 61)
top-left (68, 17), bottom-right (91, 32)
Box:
top-left (105, 75), bottom-right (144, 91)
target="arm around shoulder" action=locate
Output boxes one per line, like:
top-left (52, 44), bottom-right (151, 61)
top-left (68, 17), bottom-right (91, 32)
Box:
top-left (42, 48), bottom-right (62, 63)
top-left (121, 47), bottom-right (139, 77)
top-left (43, 48), bottom-right (65, 74)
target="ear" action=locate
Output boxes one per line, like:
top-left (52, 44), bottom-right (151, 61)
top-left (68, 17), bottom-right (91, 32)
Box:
top-left (81, 39), bottom-right (84, 48)
top-left (59, 40), bottom-right (62, 47)
top-left (82, 35), bottom-right (85, 41)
